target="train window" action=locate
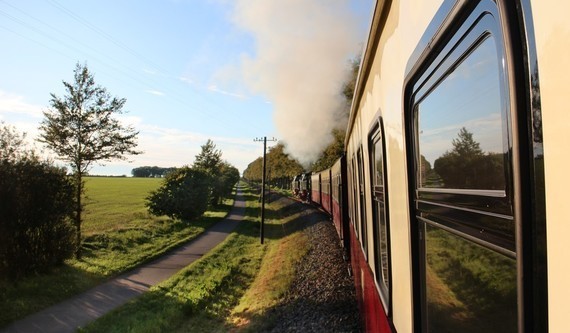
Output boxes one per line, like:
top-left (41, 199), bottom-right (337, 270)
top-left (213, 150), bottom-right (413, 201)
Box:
top-left (369, 122), bottom-right (390, 312)
top-left (405, 1), bottom-right (524, 332)
top-left (357, 148), bottom-right (368, 256)
top-left (417, 36), bottom-right (506, 191)
top-left (348, 158), bottom-right (357, 235)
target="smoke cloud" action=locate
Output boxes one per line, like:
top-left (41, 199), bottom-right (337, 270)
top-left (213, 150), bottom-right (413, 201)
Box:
top-left (229, 0), bottom-right (362, 166)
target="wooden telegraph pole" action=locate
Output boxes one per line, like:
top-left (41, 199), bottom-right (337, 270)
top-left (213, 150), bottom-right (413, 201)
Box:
top-left (254, 136), bottom-right (276, 244)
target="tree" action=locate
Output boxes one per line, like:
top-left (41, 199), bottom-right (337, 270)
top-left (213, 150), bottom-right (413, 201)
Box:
top-left (433, 127), bottom-right (504, 189)
top-left (311, 128), bottom-right (345, 171)
top-left (38, 63), bottom-right (141, 257)
top-left (219, 161), bottom-right (240, 200)
top-left (193, 139), bottom-right (223, 205)
top-left (342, 56), bottom-right (361, 106)
top-left (193, 139), bottom-right (222, 172)
top-left (146, 167), bottom-right (211, 221)
top-left (243, 157), bottom-right (263, 183)
top-left (0, 121), bottom-right (33, 162)
top-left (243, 143), bottom-right (305, 188)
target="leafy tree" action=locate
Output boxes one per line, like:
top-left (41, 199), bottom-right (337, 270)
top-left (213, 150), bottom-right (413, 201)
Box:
top-left (266, 143), bottom-right (304, 188)
top-left (342, 56), bottom-right (361, 107)
top-left (243, 143), bottom-right (304, 188)
top-left (243, 157), bottom-right (263, 183)
top-left (219, 161), bottom-right (240, 199)
top-left (193, 139), bottom-right (224, 205)
top-left (193, 139), bottom-right (222, 172)
top-left (38, 63), bottom-right (141, 257)
top-left (311, 128), bottom-right (345, 171)
top-left (0, 121), bottom-right (27, 162)
top-left (146, 167), bottom-right (210, 221)
top-left (433, 127), bottom-right (504, 189)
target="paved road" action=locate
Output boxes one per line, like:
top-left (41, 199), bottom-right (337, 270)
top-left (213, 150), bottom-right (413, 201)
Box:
top-left (1, 187), bottom-right (245, 333)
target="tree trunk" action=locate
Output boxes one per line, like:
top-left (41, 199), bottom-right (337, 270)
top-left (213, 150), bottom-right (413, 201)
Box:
top-left (75, 171), bottom-right (82, 259)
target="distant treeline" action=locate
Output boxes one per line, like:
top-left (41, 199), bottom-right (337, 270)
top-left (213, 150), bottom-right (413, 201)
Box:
top-left (131, 166), bottom-right (177, 178)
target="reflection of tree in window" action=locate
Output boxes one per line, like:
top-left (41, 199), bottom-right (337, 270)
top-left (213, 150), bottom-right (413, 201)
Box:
top-left (428, 127), bottom-right (505, 190)
top-left (420, 155), bottom-right (444, 188)
top-left (417, 36), bottom-right (506, 190)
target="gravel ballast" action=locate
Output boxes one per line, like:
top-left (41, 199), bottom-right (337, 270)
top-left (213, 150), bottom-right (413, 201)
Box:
top-left (265, 197), bottom-right (362, 333)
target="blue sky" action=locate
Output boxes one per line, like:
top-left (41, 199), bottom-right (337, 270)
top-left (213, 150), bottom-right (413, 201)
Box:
top-left (0, 0), bottom-right (374, 175)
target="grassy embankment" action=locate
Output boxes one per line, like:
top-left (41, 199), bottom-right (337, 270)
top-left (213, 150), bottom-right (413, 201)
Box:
top-left (0, 176), bottom-right (234, 328)
top-left (81, 185), bottom-right (313, 333)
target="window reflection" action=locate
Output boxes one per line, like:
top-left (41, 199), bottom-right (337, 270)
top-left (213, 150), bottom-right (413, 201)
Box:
top-left (425, 224), bottom-right (517, 333)
top-left (375, 141), bottom-right (384, 186)
top-left (372, 137), bottom-right (389, 298)
top-left (418, 37), bottom-right (506, 190)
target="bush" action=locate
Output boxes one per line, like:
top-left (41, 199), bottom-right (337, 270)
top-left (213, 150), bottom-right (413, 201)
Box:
top-left (146, 167), bottom-right (211, 221)
top-left (0, 158), bottom-right (76, 279)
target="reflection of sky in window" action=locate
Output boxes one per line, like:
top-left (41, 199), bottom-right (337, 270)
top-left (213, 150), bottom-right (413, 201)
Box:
top-left (419, 36), bottom-right (503, 165)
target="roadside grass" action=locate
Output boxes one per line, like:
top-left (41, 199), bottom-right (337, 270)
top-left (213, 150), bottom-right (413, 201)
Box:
top-left (0, 177), bottom-right (234, 328)
top-left (228, 194), bottom-right (310, 332)
top-left (80, 187), bottom-right (312, 333)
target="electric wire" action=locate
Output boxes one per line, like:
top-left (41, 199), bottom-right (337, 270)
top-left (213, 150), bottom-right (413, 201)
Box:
top-left (0, 0), bottom-right (243, 131)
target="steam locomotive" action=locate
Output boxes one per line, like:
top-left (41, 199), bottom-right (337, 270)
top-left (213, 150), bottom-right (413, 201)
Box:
top-left (293, 0), bottom-right (567, 332)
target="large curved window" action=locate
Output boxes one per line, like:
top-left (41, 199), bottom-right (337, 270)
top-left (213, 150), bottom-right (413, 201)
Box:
top-left (407, 1), bottom-right (519, 332)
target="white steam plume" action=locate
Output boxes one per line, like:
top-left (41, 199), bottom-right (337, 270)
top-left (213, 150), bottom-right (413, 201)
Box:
top-left (230, 0), bottom-right (361, 166)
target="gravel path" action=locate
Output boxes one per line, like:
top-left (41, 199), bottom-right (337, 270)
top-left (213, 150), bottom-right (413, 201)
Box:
top-left (266, 198), bottom-right (362, 333)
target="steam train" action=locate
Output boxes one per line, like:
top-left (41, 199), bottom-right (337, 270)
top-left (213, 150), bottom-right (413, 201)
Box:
top-left (293, 0), bottom-right (568, 332)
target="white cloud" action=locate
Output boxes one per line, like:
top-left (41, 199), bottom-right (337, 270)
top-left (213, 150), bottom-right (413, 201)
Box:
top-left (0, 90), bottom-right (44, 118)
top-left (179, 76), bottom-right (194, 84)
top-left (207, 84), bottom-right (246, 99)
top-left (145, 89), bottom-right (165, 96)
top-left (129, 123), bottom-right (260, 173)
top-left (116, 115), bottom-right (143, 127)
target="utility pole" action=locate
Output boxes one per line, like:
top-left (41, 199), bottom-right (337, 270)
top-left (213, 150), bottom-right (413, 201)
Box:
top-left (254, 136), bottom-right (277, 244)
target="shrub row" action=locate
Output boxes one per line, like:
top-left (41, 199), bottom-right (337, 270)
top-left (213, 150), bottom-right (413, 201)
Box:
top-left (0, 159), bottom-right (76, 279)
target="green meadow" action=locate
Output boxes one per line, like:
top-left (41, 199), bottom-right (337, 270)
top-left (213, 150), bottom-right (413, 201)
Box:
top-left (82, 177), bottom-right (162, 235)
top-left (0, 176), bottom-right (234, 328)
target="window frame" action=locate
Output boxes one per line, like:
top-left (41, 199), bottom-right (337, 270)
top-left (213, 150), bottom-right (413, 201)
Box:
top-left (356, 146), bottom-right (368, 257)
top-left (411, 7), bottom-right (516, 254)
top-left (369, 117), bottom-right (392, 315)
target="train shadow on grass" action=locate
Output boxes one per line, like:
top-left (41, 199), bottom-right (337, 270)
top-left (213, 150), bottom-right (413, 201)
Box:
top-left (244, 192), bottom-right (329, 242)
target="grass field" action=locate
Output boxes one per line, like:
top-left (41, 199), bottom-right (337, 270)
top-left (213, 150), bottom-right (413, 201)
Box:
top-left (81, 186), bottom-right (311, 332)
top-left (83, 177), bottom-right (163, 235)
top-left (0, 177), bottom-right (235, 328)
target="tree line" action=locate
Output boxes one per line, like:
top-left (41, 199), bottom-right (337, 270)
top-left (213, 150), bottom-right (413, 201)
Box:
top-left (243, 143), bottom-right (304, 188)
top-left (131, 166), bottom-right (177, 178)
